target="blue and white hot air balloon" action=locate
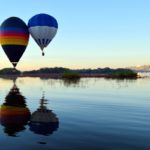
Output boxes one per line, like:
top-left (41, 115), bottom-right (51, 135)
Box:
top-left (28, 14), bottom-right (58, 56)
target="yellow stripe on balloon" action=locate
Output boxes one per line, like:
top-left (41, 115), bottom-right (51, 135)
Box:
top-left (0, 39), bottom-right (28, 43)
top-left (0, 39), bottom-right (28, 45)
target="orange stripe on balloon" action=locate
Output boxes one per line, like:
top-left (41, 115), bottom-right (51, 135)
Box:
top-left (1, 36), bottom-right (29, 40)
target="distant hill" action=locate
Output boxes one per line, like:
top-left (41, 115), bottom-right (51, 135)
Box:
top-left (128, 65), bottom-right (150, 72)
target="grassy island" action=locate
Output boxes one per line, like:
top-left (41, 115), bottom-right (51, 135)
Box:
top-left (108, 69), bottom-right (138, 79)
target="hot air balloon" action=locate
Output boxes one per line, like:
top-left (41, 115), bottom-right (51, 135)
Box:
top-left (0, 17), bottom-right (29, 68)
top-left (28, 13), bottom-right (58, 56)
top-left (0, 84), bottom-right (30, 136)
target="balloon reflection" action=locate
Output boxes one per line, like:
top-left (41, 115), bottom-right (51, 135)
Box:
top-left (29, 93), bottom-right (59, 136)
top-left (0, 83), bottom-right (31, 136)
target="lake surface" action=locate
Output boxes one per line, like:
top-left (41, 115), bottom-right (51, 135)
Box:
top-left (0, 77), bottom-right (150, 150)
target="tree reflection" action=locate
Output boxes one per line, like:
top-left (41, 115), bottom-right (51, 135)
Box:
top-left (28, 94), bottom-right (59, 136)
top-left (62, 78), bottom-right (80, 87)
top-left (0, 83), bottom-right (31, 136)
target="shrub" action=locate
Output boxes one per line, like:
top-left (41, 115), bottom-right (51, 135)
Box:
top-left (62, 72), bottom-right (81, 79)
top-left (111, 70), bottom-right (137, 78)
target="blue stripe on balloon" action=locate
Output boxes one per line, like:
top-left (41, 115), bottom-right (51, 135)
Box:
top-left (28, 14), bottom-right (58, 28)
top-left (42, 39), bottom-right (45, 45)
top-left (0, 27), bottom-right (28, 33)
top-left (45, 39), bottom-right (49, 45)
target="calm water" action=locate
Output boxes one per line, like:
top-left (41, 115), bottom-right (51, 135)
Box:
top-left (0, 77), bottom-right (150, 150)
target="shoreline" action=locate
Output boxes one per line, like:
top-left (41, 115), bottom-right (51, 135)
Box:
top-left (0, 73), bottom-right (140, 79)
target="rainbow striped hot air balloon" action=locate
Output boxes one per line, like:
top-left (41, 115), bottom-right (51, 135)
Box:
top-left (28, 13), bottom-right (58, 56)
top-left (0, 17), bottom-right (29, 68)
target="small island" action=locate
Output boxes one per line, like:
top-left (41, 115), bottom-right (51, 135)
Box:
top-left (0, 67), bottom-right (138, 79)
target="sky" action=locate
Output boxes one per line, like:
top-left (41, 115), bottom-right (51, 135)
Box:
top-left (0, 0), bottom-right (150, 70)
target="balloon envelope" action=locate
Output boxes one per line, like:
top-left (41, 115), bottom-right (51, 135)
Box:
top-left (0, 17), bottom-right (29, 67)
top-left (28, 13), bottom-right (58, 55)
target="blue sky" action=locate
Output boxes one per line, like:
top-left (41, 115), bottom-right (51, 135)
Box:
top-left (0, 0), bottom-right (150, 70)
